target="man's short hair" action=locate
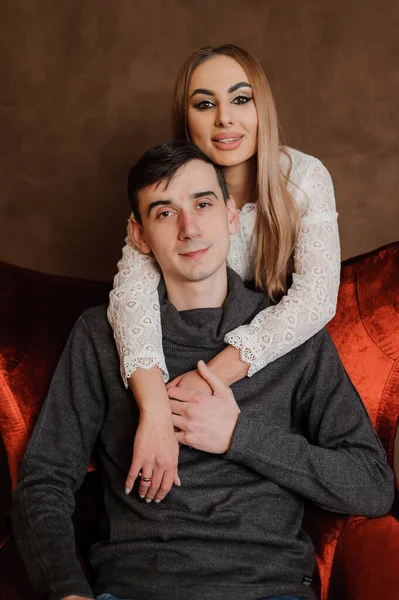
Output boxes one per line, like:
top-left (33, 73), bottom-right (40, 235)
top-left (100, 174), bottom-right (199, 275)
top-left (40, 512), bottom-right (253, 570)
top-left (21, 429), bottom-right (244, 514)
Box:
top-left (127, 140), bottom-right (230, 223)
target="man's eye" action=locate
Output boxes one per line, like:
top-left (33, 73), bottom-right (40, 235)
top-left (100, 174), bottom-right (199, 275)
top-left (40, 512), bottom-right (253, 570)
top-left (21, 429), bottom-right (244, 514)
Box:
top-left (157, 210), bottom-right (174, 219)
top-left (193, 99), bottom-right (215, 111)
top-left (232, 95), bottom-right (253, 105)
top-left (197, 202), bottom-right (211, 209)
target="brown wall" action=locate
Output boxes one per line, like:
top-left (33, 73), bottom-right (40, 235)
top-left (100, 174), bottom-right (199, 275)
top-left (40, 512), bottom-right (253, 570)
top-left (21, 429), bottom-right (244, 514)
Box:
top-left (0, 0), bottom-right (398, 280)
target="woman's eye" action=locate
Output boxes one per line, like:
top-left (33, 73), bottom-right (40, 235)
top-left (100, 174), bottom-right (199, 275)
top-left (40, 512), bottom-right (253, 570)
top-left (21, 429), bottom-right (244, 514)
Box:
top-left (232, 95), bottom-right (253, 105)
top-left (193, 99), bottom-right (215, 111)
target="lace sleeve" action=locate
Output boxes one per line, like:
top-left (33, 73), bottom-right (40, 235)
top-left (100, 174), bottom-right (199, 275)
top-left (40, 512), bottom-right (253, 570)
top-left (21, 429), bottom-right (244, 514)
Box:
top-left (224, 157), bottom-right (341, 376)
top-left (107, 223), bottom-right (167, 387)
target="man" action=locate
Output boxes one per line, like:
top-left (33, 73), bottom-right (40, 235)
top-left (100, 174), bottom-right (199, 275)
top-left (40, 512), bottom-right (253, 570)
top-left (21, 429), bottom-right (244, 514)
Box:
top-left (12, 141), bottom-right (394, 600)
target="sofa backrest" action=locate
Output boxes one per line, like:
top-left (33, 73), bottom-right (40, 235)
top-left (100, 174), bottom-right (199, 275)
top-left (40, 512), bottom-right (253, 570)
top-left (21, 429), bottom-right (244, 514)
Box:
top-left (1, 242), bottom-right (399, 490)
top-left (0, 261), bottom-right (110, 489)
top-left (326, 241), bottom-right (399, 479)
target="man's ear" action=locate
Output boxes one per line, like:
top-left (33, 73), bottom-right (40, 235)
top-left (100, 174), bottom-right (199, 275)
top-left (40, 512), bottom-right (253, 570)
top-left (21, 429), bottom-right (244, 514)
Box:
top-left (226, 196), bottom-right (239, 235)
top-left (129, 218), bottom-right (152, 254)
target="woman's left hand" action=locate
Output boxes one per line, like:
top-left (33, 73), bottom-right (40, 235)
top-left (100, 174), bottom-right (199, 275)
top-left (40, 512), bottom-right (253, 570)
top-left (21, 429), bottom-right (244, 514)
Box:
top-left (167, 368), bottom-right (212, 393)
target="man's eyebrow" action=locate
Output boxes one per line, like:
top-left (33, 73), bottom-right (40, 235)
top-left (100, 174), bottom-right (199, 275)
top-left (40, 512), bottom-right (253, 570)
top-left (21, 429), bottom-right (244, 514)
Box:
top-left (190, 190), bottom-right (219, 200)
top-left (147, 199), bottom-right (172, 216)
top-left (147, 192), bottom-right (218, 216)
top-left (189, 82), bottom-right (252, 99)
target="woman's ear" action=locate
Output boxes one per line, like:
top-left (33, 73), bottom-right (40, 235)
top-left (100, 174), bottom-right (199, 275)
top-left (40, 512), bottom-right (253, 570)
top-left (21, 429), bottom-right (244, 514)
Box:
top-left (129, 217), bottom-right (152, 254)
top-left (226, 196), bottom-right (239, 235)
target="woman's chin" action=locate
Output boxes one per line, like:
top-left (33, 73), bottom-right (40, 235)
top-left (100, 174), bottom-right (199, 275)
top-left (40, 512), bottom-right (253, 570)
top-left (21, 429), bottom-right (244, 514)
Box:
top-left (214, 153), bottom-right (254, 168)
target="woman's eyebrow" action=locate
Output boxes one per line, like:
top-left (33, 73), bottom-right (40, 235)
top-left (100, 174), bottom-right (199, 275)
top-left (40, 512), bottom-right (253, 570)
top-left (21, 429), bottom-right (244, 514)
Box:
top-left (190, 88), bottom-right (214, 98)
top-left (189, 81), bottom-right (252, 99)
top-left (227, 81), bottom-right (252, 93)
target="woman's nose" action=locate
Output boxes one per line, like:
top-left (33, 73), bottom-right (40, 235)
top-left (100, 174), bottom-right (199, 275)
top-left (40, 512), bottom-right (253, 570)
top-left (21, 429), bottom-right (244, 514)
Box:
top-left (215, 103), bottom-right (234, 128)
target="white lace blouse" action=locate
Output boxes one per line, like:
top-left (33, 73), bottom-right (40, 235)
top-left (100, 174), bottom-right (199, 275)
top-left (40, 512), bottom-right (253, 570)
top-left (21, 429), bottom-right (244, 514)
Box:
top-left (107, 147), bottom-right (341, 386)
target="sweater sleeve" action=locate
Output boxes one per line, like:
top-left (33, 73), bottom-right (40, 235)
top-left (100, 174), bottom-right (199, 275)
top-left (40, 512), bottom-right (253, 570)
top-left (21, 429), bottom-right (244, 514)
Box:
top-left (107, 224), bottom-right (167, 387)
top-left (226, 329), bottom-right (394, 517)
top-left (224, 156), bottom-right (341, 376)
top-left (11, 316), bottom-right (106, 600)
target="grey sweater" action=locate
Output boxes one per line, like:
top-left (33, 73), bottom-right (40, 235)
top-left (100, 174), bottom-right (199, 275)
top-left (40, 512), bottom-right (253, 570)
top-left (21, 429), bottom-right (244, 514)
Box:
top-left (12, 269), bottom-right (394, 600)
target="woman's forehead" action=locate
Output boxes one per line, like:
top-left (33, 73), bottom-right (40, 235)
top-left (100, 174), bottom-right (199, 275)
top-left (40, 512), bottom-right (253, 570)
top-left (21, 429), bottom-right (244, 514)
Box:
top-left (188, 55), bottom-right (249, 93)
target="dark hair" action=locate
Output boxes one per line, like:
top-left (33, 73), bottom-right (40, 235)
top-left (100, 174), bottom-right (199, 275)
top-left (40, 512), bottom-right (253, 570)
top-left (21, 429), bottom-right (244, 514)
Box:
top-left (127, 140), bottom-right (229, 223)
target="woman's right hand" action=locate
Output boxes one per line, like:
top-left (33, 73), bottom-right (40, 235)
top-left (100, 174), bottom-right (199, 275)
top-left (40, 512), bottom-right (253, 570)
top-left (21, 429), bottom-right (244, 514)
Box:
top-left (125, 366), bottom-right (180, 503)
top-left (126, 406), bottom-right (180, 502)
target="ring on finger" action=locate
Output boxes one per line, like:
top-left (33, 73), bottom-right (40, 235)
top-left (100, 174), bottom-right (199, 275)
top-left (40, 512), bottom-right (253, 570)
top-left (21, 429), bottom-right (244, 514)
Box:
top-left (141, 476), bottom-right (152, 483)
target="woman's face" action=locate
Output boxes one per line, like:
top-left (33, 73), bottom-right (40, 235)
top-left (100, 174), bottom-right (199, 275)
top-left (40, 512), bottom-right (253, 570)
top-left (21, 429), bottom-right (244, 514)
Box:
top-left (187, 55), bottom-right (258, 168)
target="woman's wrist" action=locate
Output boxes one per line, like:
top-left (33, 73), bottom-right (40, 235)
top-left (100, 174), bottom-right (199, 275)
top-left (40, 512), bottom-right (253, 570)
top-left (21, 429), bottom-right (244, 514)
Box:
top-left (207, 345), bottom-right (249, 386)
top-left (128, 366), bottom-right (171, 412)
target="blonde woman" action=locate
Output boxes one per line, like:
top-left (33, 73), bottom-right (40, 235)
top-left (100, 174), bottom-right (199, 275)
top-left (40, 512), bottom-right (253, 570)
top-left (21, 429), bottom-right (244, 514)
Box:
top-left (108, 44), bottom-right (340, 502)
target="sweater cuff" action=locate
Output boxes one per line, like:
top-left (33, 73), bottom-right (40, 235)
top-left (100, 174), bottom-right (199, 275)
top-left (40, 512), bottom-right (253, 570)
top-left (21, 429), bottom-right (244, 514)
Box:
top-left (49, 579), bottom-right (94, 600)
top-left (226, 412), bottom-right (257, 463)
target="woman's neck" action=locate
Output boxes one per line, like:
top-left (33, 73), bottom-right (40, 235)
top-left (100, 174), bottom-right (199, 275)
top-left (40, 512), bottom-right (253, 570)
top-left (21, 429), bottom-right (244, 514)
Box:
top-left (223, 158), bottom-right (257, 210)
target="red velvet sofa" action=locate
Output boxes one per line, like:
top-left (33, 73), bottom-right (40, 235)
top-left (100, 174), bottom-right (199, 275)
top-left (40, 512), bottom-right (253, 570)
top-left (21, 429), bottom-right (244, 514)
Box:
top-left (1, 242), bottom-right (399, 600)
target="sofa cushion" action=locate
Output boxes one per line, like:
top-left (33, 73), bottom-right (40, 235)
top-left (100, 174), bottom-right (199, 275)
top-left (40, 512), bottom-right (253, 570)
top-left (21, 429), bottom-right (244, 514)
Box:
top-left (328, 512), bottom-right (399, 600)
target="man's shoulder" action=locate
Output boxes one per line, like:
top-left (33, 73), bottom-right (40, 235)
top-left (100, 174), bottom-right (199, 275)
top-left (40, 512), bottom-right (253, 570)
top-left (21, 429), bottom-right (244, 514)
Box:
top-left (77, 304), bottom-right (112, 340)
top-left (295, 326), bottom-right (339, 368)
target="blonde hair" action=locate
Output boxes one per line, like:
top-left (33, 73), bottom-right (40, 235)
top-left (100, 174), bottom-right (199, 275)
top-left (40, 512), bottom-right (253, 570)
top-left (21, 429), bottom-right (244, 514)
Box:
top-left (173, 44), bottom-right (301, 301)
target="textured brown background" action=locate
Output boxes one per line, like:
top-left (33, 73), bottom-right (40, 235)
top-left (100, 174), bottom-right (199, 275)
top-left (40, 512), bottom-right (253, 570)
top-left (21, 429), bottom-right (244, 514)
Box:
top-left (0, 0), bottom-right (398, 280)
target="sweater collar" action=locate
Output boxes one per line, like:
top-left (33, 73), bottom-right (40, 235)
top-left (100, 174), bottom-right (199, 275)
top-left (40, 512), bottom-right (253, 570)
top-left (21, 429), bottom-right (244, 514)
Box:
top-left (159, 268), bottom-right (269, 348)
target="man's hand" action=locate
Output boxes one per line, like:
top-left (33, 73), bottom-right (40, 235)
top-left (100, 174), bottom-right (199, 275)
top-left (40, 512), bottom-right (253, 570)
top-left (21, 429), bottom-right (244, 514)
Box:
top-left (168, 361), bottom-right (240, 454)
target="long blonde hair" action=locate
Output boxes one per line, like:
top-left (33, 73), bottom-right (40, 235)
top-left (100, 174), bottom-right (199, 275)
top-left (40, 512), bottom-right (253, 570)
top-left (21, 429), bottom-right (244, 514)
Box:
top-left (173, 44), bottom-right (300, 301)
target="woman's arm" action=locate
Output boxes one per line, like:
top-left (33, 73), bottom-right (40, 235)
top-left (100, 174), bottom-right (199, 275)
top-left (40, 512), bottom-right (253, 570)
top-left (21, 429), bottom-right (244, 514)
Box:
top-left (108, 223), bottom-right (179, 501)
top-left (222, 155), bottom-right (340, 377)
top-left (107, 226), bottom-right (167, 385)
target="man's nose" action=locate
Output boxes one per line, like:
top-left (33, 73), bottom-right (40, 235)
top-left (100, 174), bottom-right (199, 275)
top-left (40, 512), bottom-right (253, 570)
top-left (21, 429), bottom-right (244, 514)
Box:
top-left (178, 212), bottom-right (201, 239)
top-left (215, 101), bottom-right (234, 128)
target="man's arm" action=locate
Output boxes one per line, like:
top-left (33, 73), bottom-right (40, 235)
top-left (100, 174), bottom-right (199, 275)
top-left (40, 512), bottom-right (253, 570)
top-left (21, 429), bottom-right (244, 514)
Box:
top-left (12, 315), bottom-right (106, 600)
top-left (169, 334), bottom-right (394, 517)
top-left (226, 330), bottom-right (394, 516)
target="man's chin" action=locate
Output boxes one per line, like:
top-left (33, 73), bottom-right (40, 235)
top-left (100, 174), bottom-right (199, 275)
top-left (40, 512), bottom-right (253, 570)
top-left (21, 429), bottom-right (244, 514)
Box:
top-left (179, 263), bottom-right (224, 283)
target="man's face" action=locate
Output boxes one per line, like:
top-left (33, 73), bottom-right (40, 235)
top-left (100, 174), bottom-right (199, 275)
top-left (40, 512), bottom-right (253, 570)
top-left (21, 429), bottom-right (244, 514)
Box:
top-left (130, 160), bottom-right (238, 287)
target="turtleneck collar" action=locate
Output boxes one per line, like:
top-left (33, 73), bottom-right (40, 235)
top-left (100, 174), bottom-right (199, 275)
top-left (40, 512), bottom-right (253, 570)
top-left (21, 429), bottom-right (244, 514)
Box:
top-left (159, 267), bottom-right (270, 348)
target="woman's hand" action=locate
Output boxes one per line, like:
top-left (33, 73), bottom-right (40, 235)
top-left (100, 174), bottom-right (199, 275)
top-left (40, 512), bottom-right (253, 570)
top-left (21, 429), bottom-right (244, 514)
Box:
top-left (126, 367), bottom-right (180, 503)
top-left (167, 345), bottom-right (249, 392)
top-left (129, 407), bottom-right (180, 503)
top-left (167, 368), bottom-right (212, 394)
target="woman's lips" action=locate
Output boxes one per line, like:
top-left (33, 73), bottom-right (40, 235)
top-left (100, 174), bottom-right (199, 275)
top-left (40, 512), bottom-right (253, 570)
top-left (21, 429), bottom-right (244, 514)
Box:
top-left (211, 133), bottom-right (244, 151)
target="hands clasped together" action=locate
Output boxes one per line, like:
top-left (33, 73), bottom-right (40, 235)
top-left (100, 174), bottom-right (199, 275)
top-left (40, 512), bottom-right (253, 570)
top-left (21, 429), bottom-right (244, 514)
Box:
top-left (125, 360), bottom-right (241, 503)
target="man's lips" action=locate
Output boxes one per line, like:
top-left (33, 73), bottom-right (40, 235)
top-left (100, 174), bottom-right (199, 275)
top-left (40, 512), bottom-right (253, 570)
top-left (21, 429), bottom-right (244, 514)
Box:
top-left (180, 247), bottom-right (209, 259)
top-left (211, 132), bottom-right (244, 151)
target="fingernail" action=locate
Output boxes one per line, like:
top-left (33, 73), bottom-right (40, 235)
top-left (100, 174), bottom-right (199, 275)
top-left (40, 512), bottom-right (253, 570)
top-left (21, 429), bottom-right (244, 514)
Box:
top-left (177, 477), bottom-right (181, 487)
top-left (125, 487), bottom-right (131, 495)
top-left (139, 494), bottom-right (145, 499)
top-left (145, 498), bottom-right (152, 503)
top-left (154, 499), bottom-right (161, 504)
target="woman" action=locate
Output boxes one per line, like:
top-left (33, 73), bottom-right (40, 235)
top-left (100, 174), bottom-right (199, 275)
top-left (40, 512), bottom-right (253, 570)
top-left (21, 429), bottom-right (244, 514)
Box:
top-left (107, 44), bottom-right (340, 502)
